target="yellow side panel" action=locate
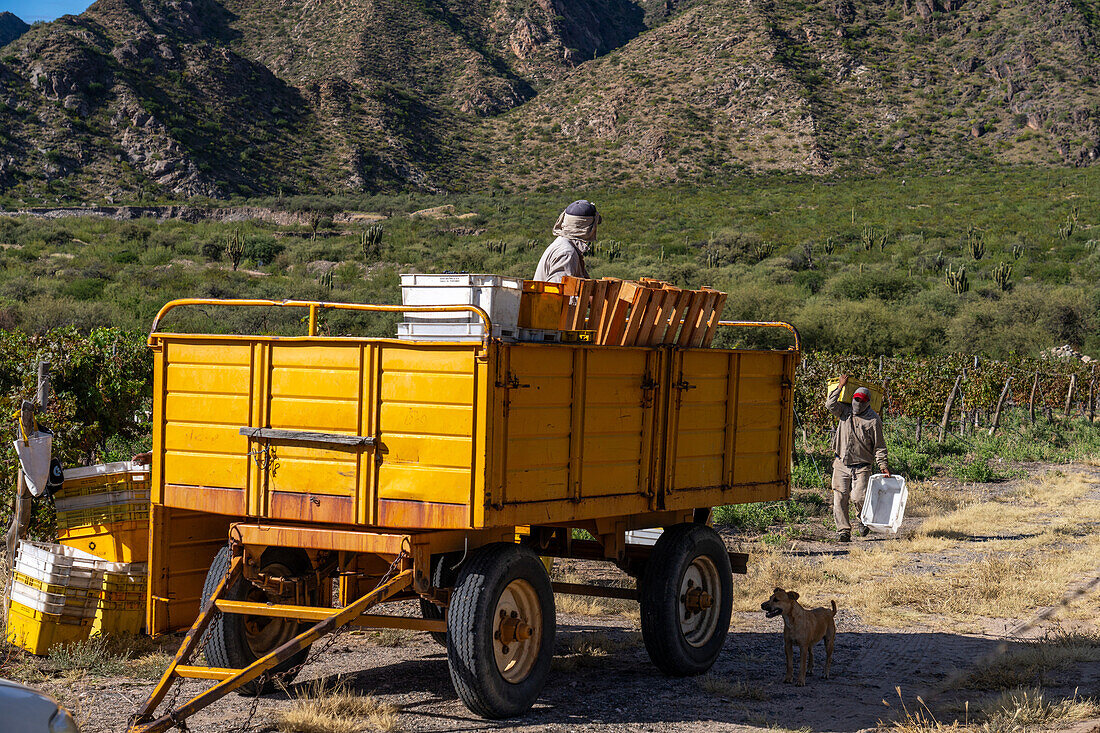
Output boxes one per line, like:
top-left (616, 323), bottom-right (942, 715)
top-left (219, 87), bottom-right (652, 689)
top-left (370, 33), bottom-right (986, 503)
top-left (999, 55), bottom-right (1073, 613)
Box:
top-left (503, 345), bottom-right (654, 506)
top-left (376, 344), bottom-right (480, 514)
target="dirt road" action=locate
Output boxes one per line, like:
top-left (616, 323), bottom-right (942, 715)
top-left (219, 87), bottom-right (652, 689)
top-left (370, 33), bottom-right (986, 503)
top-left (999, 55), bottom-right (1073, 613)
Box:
top-left (25, 463), bottom-right (1100, 732)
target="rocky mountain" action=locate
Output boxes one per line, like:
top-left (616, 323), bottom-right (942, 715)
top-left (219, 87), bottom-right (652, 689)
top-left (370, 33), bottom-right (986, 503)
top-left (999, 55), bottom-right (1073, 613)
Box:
top-left (0, 12), bottom-right (29, 47)
top-left (0, 0), bottom-right (1097, 199)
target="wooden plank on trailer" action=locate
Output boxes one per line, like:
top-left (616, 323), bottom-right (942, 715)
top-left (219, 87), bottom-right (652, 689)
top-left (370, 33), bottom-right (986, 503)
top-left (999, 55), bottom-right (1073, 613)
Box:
top-left (587, 280), bottom-right (610, 338)
top-left (597, 280), bottom-right (623, 342)
top-left (619, 286), bottom-right (652, 346)
top-left (701, 291), bottom-right (728, 347)
top-left (677, 291), bottom-right (707, 347)
top-left (688, 290), bottom-right (719, 347)
top-left (571, 279), bottom-right (594, 330)
top-left (559, 276), bottom-right (582, 330)
top-left (649, 286), bottom-right (682, 345)
top-left (603, 281), bottom-right (636, 345)
top-left (637, 288), bottom-right (672, 346)
top-left (662, 289), bottom-right (694, 345)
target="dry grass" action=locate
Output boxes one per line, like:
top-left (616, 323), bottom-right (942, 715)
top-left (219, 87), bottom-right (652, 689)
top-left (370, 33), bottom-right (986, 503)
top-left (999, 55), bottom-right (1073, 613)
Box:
top-left (884, 686), bottom-right (1100, 732)
top-left (552, 631), bottom-right (641, 671)
top-left (961, 629), bottom-right (1100, 690)
top-left (362, 628), bottom-right (416, 648)
top-left (906, 482), bottom-right (981, 518)
top-left (552, 570), bottom-right (639, 619)
top-left (275, 682), bottom-right (399, 733)
top-left (697, 673), bottom-right (771, 701)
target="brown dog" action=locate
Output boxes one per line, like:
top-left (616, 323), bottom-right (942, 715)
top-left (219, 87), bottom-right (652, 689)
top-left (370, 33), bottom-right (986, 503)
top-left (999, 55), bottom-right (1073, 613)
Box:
top-left (760, 587), bottom-right (837, 686)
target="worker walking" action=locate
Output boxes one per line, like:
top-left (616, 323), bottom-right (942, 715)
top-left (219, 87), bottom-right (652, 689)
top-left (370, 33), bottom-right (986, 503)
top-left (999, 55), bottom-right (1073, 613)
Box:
top-left (533, 200), bottom-right (600, 283)
top-left (826, 374), bottom-right (890, 542)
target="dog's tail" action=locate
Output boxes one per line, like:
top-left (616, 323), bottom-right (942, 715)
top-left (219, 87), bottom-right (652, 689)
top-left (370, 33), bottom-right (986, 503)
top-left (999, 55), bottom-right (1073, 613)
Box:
top-left (830, 600), bottom-right (837, 617)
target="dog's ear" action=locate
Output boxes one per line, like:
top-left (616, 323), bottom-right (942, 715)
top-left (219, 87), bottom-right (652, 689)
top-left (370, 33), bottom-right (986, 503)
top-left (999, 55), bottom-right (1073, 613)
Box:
top-left (788, 591), bottom-right (799, 600)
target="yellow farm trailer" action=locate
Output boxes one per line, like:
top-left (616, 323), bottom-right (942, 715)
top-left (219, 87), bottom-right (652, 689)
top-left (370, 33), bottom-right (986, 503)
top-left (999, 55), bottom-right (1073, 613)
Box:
top-left (129, 298), bottom-right (799, 732)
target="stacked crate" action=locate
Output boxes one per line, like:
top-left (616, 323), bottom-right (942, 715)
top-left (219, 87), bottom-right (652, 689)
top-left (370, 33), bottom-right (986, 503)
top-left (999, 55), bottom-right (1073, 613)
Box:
top-left (6, 541), bottom-right (104, 654)
top-left (57, 462), bottom-right (149, 638)
top-left (55, 461), bottom-right (150, 564)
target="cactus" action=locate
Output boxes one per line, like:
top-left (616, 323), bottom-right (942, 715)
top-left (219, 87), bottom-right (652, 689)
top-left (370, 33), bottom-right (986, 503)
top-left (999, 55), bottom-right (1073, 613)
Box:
top-left (595, 239), bottom-right (623, 261)
top-left (801, 241), bottom-right (815, 269)
top-left (1085, 239), bottom-right (1100, 253)
top-left (360, 224), bottom-right (383, 260)
top-left (933, 250), bottom-right (946, 272)
top-left (1058, 206), bottom-right (1079, 240)
top-left (992, 261), bottom-right (1012, 291)
top-left (860, 225), bottom-right (887, 252)
top-left (319, 269), bottom-right (333, 292)
top-left (224, 228), bottom-right (244, 271)
top-left (946, 265), bottom-right (969, 294)
top-left (703, 247), bottom-right (721, 269)
top-left (485, 239), bottom-right (507, 254)
top-left (1011, 241), bottom-right (1024, 260)
top-left (753, 241), bottom-right (774, 260)
top-left (966, 225), bottom-right (985, 261)
top-left (822, 237), bottom-right (835, 256)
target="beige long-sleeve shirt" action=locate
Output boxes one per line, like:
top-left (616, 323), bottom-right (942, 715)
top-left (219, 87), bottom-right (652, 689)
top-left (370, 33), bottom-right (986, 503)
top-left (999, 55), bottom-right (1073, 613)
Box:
top-left (533, 236), bottom-right (589, 283)
top-left (826, 388), bottom-right (888, 471)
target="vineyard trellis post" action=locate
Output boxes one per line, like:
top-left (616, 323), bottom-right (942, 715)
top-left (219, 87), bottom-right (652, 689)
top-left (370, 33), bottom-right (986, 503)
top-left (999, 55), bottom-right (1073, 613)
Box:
top-left (989, 376), bottom-right (1012, 436)
top-left (939, 374), bottom-right (963, 443)
top-left (1089, 376), bottom-right (1096, 423)
top-left (4, 362), bottom-right (50, 604)
top-left (1028, 370), bottom-right (1039, 424)
top-left (1064, 374), bottom-right (1076, 418)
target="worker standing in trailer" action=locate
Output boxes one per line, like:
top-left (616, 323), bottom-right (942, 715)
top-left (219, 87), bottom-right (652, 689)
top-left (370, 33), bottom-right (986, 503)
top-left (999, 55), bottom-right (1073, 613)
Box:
top-left (533, 200), bottom-right (600, 283)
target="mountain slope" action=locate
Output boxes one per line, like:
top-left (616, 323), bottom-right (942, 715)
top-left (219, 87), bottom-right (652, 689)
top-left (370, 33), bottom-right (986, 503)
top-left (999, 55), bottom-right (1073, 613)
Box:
top-left (0, 0), bottom-right (1097, 199)
top-left (466, 0), bottom-right (1100, 187)
top-left (0, 12), bottom-right (29, 47)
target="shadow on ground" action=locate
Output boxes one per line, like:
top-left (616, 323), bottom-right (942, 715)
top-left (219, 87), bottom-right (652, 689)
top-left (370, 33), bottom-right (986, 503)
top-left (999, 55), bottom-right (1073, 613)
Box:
top-left (283, 627), bottom-right (1016, 732)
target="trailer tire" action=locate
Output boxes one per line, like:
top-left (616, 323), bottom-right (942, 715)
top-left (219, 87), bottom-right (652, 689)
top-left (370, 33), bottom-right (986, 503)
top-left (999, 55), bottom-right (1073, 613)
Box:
top-left (446, 543), bottom-right (555, 719)
top-left (419, 552), bottom-right (461, 647)
top-left (200, 545), bottom-right (316, 695)
top-left (640, 523), bottom-right (732, 677)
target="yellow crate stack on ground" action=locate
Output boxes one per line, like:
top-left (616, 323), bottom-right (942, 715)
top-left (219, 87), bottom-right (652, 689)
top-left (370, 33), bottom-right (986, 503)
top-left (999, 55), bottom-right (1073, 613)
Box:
top-left (93, 561), bottom-right (147, 636)
top-left (6, 541), bottom-right (104, 655)
top-left (56, 461), bottom-right (150, 564)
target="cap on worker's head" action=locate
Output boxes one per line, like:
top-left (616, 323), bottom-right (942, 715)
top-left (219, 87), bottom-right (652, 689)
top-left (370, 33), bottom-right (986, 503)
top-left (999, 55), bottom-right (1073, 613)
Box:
top-left (565, 200), bottom-right (597, 217)
top-left (853, 387), bottom-right (870, 402)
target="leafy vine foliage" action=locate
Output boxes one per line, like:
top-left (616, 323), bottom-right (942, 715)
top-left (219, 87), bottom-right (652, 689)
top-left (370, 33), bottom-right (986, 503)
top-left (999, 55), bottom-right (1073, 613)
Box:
top-left (0, 328), bottom-right (151, 535)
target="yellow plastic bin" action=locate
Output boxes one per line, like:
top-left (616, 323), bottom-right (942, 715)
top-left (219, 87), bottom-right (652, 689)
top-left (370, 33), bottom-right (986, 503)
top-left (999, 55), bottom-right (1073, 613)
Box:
top-left (826, 378), bottom-right (884, 414)
top-left (6, 601), bottom-right (94, 655)
top-left (59, 519), bottom-right (149, 564)
top-left (519, 280), bottom-right (567, 330)
top-left (92, 598), bottom-right (144, 636)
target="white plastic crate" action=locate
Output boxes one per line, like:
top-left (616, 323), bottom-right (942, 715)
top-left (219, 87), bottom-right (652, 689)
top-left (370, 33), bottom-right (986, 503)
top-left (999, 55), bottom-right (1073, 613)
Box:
top-left (14, 540), bottom-right (105, 576)
top-left (10, 582), bottom-right (99, 619)
top-left (54, 488), bottom-right (149, 513)
top-left (397, 321), bottom-right (517, 342)
top-left (860, 474), bottom-right (908, 534)
top-left (400, 274), bottom-right (522, 334)
top-left (62, 461), bottom-right (145, 481)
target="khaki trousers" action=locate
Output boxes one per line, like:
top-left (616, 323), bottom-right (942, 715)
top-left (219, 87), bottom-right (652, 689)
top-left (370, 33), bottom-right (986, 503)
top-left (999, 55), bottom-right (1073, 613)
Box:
top-left (832, 458), bottom-right (871, 533)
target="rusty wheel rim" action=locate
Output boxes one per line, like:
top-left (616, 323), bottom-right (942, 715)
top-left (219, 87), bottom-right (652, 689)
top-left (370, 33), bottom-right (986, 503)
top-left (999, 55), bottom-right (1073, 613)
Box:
top-left (679, 555), bottom-right (721, 648)
top-left (242, 561), bottom-right (299, 659)
top-left (492, 579), bottom-right (542, 683)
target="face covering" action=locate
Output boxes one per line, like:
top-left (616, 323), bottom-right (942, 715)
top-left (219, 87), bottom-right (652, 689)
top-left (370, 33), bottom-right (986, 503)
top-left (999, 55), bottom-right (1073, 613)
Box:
top-left (552, 210), bottom-right (600, 246)
top-left (853, 398), bottom-right (869, 415)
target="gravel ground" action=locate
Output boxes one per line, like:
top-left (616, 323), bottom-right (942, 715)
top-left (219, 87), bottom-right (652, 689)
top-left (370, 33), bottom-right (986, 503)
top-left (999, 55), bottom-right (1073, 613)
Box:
top-left (25, 463), bottom-right (1100, 732)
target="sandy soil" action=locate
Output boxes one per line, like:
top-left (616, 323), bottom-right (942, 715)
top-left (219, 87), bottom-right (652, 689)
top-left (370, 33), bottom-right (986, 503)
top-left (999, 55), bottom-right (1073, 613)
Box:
top-left (27, 463), bottom-right (1100, 733)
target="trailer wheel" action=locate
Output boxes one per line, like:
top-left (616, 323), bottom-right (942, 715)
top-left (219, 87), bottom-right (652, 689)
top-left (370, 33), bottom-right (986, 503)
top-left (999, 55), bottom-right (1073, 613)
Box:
top-left (200, 545), bottom-right (317, 694)
top-left (446, 543), bottom-right (555, 719)
top-left (419, 551), bottom-right (461, 647)
top-left (640, 523), bottom-right (732, 676)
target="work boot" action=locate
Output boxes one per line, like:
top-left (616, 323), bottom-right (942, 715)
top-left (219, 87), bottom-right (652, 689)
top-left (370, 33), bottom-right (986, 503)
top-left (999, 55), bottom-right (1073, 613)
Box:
top-left (856, 525), bottom-right (870, 537)
top-left (837, 530), bottom-right (851, 543)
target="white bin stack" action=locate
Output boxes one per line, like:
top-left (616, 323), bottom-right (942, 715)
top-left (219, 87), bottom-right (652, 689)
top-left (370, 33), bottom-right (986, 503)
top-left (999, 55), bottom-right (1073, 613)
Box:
top-left (6, 541), bottom-right (105, 655)
top-left (399, 274), bottom-right (522, 341)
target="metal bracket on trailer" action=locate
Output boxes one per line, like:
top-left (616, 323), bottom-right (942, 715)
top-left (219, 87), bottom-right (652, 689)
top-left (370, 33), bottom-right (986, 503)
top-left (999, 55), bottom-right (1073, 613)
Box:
top-left (127, 562), bottom-right (414, 733)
